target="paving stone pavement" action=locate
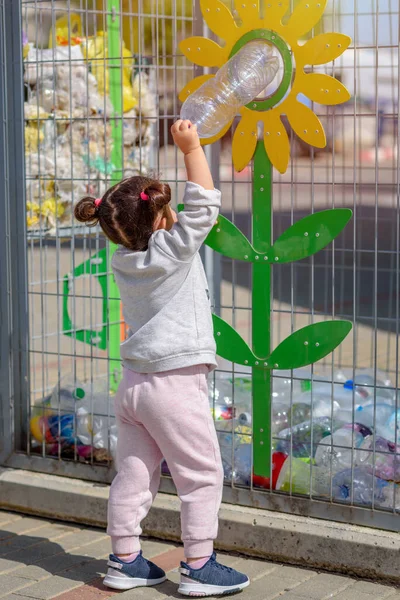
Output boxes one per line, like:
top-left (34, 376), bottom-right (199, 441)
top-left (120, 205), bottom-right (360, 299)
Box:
top-left (0, 511), bottom-right (397, 600)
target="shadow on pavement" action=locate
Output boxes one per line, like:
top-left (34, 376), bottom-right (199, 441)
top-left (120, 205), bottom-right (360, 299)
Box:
top-left (0, 526), bottom-right (182, 598)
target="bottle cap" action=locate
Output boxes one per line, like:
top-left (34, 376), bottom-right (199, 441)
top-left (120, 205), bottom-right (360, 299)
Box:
top-left (74, 387), bottom-right (85, 400)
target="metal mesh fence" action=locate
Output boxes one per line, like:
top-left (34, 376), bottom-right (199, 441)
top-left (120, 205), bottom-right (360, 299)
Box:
top-left (7, 0), bottom-right (399, 530)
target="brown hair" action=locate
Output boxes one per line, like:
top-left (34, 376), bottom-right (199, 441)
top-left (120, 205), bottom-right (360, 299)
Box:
top-left (74, 176), bottom-right (171, 251)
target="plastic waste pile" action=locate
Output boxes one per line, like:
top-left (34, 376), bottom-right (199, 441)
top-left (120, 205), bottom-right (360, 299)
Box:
top-left (30, 375), bottom-right (117, 463)
top-left (199, 367), bottom-right (399, 511)
top-left (40, 366), bottom-right (399, 508)
top-left (23, 15), bottom-right (156, 232)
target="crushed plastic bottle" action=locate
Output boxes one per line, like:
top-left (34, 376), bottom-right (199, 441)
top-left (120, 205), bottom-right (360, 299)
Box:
top-left (352, 403), bottom-right (394, 430)
top-left (354, 369), bottom-right (396, 402)
top-left (332, 467), bottom-right (400, 509)
top-left (50, 375), bottom-right (86, 413)
top-left (314, 423), bottom-right (372, 471)
top-left (276, 455), bottom-right (331, 496)
top-left (356, 436), bottom-right (400, 482)
top-left (49, 375), bottom-right (116, 460)
top-left (272, 369), bottom-right (312, 405)
top-left (276, 416), bottom-right (344, 459)
top-left (379, 409), bottom-right (400, 444)
top-left (180, 41), bottom-right (279, 138)
top-left (233, 443), bottom-right (252, 486)
top-left (272, 402), bottom-right (313, 436)
top-left (218, 431), bottom-right (252, 485)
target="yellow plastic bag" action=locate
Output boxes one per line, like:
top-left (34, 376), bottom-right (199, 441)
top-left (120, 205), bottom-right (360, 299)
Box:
top-left (49, 14), bottom-right (83, 48)
top-left (82, 32), bottom-right (137, 113)
top-left (24, 105), bottom-right (49, 154)
top-left (25, 125), bottom-right (44, 154)
top-left (26, 197), bottom-right (65, 230)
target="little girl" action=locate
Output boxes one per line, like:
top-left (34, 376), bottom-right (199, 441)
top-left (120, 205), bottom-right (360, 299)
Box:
top-left (75, 120), bottom-right (249, 597)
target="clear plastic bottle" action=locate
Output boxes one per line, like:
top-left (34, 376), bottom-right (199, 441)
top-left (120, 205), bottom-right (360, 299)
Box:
top-left (314, 423), bottom-right (372, 471)
top-left (379, 409), bottom-right (400, 443)
top-left (233, 443), bottom-right (252, 486)
top-left (75, 380), bottom-right (116, 458)
top-left (180, 41), bottom-right (279, 138)
top-left (50, 375), bottom-right (86, 414)
top-left (209, 372), bottom-right (251, 421)
top-left (353, 371), bottom-right (396, 402)
top-left (292, 391), bottom-right (341, 418)
top-left (217, 430), bottom-right (251, 484)
top-left (272, 369), bottom-right (312, 405)
top-left (276, 416), bottom-right (344, 459)
top-left (272, 401), bottom-right (319, 438)
top-left (356, 436), bottom-right (400, 482)
top-left (276, 455), bottom-right (331, 497)
top-left (332, 467), bottom-right (399, 509)
top-left (353, 403), bottom-right (394, 430)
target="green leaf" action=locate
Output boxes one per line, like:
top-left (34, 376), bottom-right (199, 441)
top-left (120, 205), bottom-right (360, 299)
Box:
top-left (206, 215), bottom-right (256, 261)
top-left (268, 320), bottom-right (352, 370)
top-left (271, 209), bottom-right (352, 263)
top-left (213, 314), bottom-right (256, 366)
top-left (178, 206), bottom-right (257, 262)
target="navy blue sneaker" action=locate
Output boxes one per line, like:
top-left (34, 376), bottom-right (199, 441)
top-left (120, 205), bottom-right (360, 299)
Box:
top-left (178, 553), bottom-right (249, 597)
top-left (103, 551), bottom-right (166, 590)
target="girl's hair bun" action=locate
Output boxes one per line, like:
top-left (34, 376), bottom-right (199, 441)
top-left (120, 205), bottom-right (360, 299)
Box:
top-left (143, 181), bottom-right (171, 207)
top-left (74, 196), bottom-right (99, 226)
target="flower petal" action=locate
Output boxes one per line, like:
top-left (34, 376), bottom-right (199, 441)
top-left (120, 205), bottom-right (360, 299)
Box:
top-left (201, 120), bottom-right (233, 147)
top-left (285, 0), bottom-right (328, 41)
top-left (179, 37), bottom-right (228, 67)
top-left (179, 74), bottom-right (214, 103)
top-left (301, 73), bottom-right (351, 105)
top-left (232, 111), bottom-right (259, 172)
top-left (200, 0), bottom-right (238, 40)
top-left (298, 33), bottom-right (351, 66)
top-left (263, 0), bottom-right (290, 29)
top-left (234, 0), bottom-right (260, 27)
top-left (286, 98), bottom-right (326, 148)
top-left (262, 111), bottom-right (290, 174)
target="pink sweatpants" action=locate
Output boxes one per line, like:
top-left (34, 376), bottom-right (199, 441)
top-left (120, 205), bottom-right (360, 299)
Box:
top-left (107, 365), bottom-right (224, 558)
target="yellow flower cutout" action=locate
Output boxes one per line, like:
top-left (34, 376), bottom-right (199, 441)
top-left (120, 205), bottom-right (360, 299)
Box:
top-left (179, 0), bottom-right (351, 173)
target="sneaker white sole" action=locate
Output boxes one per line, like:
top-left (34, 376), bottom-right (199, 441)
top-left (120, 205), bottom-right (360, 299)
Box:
top-left (103, 568), bottom-right (167, 590)
top-left (178, 579), bottom-right (250, 597)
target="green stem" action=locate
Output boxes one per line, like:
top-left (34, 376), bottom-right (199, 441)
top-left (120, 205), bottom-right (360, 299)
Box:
top-left (107, 0), bottom-right (123, 391)
top-left (252, 142), bottom-right (272, 478)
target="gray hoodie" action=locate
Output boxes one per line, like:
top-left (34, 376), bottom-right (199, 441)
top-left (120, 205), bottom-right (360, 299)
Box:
top-left (111, 181), bottom-right (221, 374)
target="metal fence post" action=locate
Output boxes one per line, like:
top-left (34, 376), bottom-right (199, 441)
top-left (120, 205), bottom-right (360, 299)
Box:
top-left (0, 0), bottom-right (29, 460)
top-left (193, 0), bottom-right (222, 313)
top-left (0, 0), bottom-right (13, 463)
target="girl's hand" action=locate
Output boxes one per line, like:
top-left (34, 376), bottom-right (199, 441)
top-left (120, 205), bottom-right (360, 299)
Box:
top-left (171, 119), bottom-right (201, 155)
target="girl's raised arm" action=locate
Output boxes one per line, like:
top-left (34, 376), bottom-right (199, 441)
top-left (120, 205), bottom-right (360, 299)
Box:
top-left (151, 120), bottom-right (220, 261)
top-left (171, 119), bottom-right (213, 190)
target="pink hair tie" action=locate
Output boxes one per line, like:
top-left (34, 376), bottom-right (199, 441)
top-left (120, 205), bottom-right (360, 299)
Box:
top-left (94, 198), bottom-right (102, 207)
top-left (140, 192), bottom-right (149, 201)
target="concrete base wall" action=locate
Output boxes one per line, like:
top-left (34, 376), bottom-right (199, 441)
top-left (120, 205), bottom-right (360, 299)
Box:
top-left (0, 468), bottom-right (399, 584)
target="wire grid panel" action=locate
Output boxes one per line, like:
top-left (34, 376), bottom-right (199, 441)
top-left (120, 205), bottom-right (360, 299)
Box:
top-left (205, 0), bottom-right (399, 528)
top-left (19, 0), bottom-right (400, 529)
top-left (22, 0), bottom-right (193, 470)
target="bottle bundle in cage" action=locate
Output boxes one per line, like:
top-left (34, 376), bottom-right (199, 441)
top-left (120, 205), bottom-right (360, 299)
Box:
top-left (30, 375), bottom-right (117, 463)
top-left (29, 360), bottom-right (399, 506)
top-left (160, 365), bottom-right (399, 511)
top-left (23, 13), bottom-right (156, 233)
